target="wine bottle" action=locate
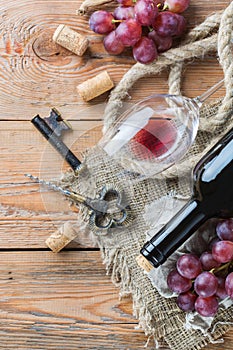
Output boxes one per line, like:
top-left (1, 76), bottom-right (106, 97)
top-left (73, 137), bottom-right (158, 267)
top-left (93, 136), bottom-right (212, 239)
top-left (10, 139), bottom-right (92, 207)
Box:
top-left (140, 126), bottom-right (233, 268)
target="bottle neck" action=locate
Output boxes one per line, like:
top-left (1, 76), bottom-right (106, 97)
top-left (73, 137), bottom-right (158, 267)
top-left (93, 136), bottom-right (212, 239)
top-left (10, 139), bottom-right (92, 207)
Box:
top-left (140, 200), bottom-right (208, 268)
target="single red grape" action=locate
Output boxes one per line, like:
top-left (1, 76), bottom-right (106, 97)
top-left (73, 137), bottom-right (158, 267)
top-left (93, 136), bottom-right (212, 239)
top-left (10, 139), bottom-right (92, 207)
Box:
top-left (152, 11), bottom-right (178, 37)
top-left (212, 240), bottom-right (233, 263)
top-left (133, 37), bottom-right (157, 64)
top-left (164, 0), bottom-right (190, 13)
top-left (113, 6), bottom-right (135, 20)
top-left (116, 19), bottom-right (142, 47)
top-left (225, 272), bottom-right (233, 299)
top-left (134, 0), bottom-right (158, 26)
top-left (152, 11), bottom-right (185, 37)
top-left (199, 251), bottom-right (221, 271)
top-left (195, 296), bottom-right (219, 317)
top-left (148, 30), bottom-right (172, 52)
top-left (177, 253), bottom-right (202, 279)
top-left (177, 291), bottom-right (197, 312)
top-left (216, 219), bottom-right (233, 242)
top-left (103, 31), bottom-right (125, 55)
top-left (209, 236), bottom-right (220, 250)
top-left (117, 0), bottom-right (134, 5)
top-left (167, 269), bottom-right (192, 294)
top-left (173, 13), bottom-right (186, 36)
top-left (194, 272), bottom-right (218, 297)
top-left (89, 11), bottom-right (115, 34)
top-left (216, 276), bottom-right (228, 300)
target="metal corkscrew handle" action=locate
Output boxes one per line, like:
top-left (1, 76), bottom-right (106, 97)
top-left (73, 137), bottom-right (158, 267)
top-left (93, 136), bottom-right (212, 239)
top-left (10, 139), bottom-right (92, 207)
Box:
top-left (25, 174), bottom-right (108, 214)
top-left (25, 174), bottom-right (132, 232)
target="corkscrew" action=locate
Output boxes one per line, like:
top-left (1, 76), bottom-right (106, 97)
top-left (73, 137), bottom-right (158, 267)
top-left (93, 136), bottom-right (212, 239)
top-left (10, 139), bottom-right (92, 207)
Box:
top-left (25, 174), bottom-right (132, 232)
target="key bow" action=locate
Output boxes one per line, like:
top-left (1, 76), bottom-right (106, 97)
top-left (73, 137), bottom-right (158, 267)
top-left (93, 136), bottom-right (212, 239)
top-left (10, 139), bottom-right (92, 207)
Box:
top-left (89, 185), bottom-right (132, 234)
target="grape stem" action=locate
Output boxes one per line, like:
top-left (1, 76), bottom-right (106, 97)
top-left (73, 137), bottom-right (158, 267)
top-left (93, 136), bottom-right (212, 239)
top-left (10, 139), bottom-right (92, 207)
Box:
top-left (160, 3), bottom-right (169, 11)
top-left (112, 19), bottom-right (123, 23)
top-left (210, 260), bottom-right (233, 276)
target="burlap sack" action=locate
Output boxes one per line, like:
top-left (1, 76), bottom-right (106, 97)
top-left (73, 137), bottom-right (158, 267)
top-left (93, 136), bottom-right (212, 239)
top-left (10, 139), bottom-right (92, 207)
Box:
top-left (61, 100), bottom-right (233, 350)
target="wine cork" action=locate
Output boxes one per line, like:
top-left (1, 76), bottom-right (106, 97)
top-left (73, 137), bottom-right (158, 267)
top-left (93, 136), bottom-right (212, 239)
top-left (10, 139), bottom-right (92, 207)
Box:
top-left (46, 222), bottom-right (78, 253)
top-left (53, 24), bottom-right (89, 56)
top-left (77, 71), bottom-right (114, 101)
top-left (136, 255), bottom-right (153, 273)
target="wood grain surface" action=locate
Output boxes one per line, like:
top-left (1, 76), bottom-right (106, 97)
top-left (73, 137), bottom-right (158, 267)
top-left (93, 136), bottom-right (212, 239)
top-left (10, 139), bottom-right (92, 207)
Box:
top-left (0, 0), bottom-right (232, 349)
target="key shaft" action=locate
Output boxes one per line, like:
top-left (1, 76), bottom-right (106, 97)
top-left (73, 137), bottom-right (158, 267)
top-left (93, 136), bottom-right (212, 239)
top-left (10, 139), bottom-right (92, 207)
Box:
top-left (31, 115), bottom-right (81, 172)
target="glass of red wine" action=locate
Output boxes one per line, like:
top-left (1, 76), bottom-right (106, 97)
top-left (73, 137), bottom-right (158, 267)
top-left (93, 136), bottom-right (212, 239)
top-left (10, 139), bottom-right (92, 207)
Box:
top-left (99, 79), bottom-right (224, 178)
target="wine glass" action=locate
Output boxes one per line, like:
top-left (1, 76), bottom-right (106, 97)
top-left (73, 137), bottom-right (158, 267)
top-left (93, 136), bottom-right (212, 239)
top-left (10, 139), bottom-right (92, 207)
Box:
top-left (99, 79), bottom-right (224, 178)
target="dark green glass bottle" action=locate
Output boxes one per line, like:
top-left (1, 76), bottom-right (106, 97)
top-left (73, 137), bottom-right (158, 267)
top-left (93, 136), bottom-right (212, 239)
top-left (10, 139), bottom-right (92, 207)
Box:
top-left (140, 126), bottom-right (233, 268)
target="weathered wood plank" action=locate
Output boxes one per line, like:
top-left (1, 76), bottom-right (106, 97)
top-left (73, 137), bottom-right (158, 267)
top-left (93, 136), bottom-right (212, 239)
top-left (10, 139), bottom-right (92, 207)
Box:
top-left (0, 120), bottom-right (101, 183)
top-left (0, 58), bottom-right (225, 120)
top-left (0, 250), bottom-right (148, 349)
top-left (0, 215), bottom-right (93, 249)
top-left (0, 251), bottom-right (133, 324)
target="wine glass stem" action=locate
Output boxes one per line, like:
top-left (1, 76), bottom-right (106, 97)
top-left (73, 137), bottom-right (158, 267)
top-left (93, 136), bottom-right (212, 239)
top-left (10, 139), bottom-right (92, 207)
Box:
top-left (193, 78), bottom-right (225, 105)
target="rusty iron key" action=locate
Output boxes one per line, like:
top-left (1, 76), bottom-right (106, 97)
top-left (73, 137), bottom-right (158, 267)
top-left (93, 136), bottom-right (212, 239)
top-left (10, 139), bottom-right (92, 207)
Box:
top-left (31, 114), bottom-right (82, 173)
top-left (44, 108), bottom-right (71, 137)
top-left (30, 110), bottom-right (132, 231)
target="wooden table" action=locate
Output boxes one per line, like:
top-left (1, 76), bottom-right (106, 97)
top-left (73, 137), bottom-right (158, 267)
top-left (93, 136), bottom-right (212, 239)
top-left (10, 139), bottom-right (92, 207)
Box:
top-left (0, 0), bottom-right (232, 349)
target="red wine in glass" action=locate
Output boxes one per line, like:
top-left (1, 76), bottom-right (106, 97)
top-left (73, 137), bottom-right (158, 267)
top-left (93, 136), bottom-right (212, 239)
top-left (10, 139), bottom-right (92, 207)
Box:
top-left (130, 117), bottom-right (178, 160)
top-left (100, 79), bottom-right (224, 178)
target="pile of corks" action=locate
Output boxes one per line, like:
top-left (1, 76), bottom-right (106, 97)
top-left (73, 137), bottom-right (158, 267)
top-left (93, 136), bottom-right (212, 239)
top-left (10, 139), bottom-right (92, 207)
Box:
top-left (53, 24), bottom-right (114, 101)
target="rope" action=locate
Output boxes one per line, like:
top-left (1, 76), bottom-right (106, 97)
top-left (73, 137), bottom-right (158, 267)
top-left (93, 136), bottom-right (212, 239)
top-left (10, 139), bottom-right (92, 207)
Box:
top-left (168, 10), bottom-right (223, 96)
top-left (214, 1), bottom-right (233, 126)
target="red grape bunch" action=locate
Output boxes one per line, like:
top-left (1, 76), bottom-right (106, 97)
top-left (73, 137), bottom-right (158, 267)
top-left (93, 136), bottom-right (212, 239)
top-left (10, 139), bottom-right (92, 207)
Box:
top-left (167, 219), bottom-right (233, 317)
top-left (89, 0), bottom-right (190, 64)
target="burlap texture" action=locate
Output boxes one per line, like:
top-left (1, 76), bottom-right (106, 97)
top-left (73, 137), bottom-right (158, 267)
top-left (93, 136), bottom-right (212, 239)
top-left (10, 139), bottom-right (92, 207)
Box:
top-left (61, 99), bottom-right (233, 350)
